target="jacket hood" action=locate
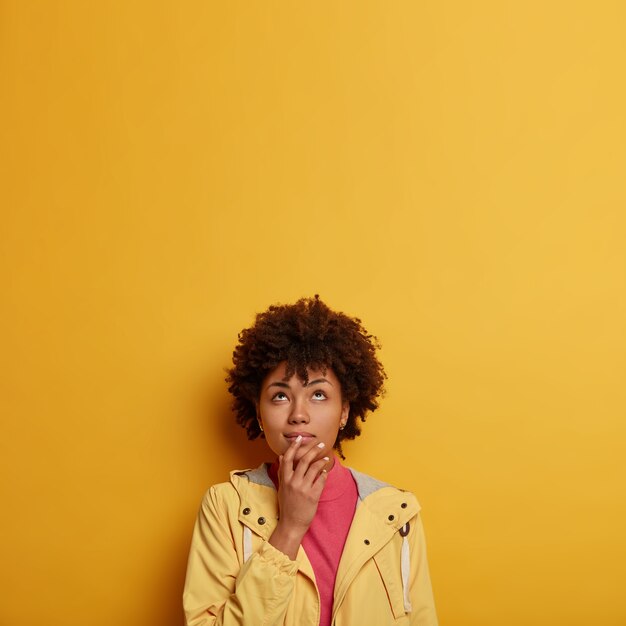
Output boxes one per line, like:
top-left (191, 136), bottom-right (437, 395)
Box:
top-left (235, 462), bottom-right (394, 501)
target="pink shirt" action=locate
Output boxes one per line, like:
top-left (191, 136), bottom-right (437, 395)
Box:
top-left (269, 457), bottom-right (358, 626)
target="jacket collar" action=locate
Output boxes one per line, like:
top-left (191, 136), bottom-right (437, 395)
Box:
top-left (233, 463), bottom-right (395, 501)
top-left (231, 463), bottom-right (421, 595)
top-left (230, 463), bottom-right (420, 539)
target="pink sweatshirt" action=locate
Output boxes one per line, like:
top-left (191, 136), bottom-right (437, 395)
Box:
top-left (269, 457), bottom-right (358, 626)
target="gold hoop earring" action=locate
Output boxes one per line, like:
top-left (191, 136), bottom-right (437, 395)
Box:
top-left (258, 421), bottom-right (263, 432)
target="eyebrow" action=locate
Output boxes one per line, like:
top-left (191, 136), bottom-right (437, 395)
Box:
top-left (266, 378), bottom-right (333, 390)
top-left (307, 378), bottom-right (333, 387)
top-left (267, 382), bottom-right (291, 389)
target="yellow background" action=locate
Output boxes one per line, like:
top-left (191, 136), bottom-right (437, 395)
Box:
top-left (1, 2), bottom-right (625, 625)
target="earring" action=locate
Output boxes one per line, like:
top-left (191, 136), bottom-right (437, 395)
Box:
top-left (257, 420), bottom-right (263, 432)
top-left (339, 423), bottom-right (346, 430)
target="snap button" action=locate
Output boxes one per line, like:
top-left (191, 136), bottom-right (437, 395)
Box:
top-left (388, 514), bottom-right (395, 521)
top-left (401, 502), bottom-right (407, 508)
top-left (364, 539), bottom-right (370, 545)
top-left (258, 517), bottom-right (266, 525)
top-left (242, 507), bottom-right (251, 515)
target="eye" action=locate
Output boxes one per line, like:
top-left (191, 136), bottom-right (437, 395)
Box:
top-left (271, 391), bottom-right (288, 401)
top-left (312, 390), bottom-right (327, 400)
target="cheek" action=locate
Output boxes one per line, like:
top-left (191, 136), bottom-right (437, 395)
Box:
top-left (262, 432), bottom-right (288, 457)
top-left (259, 404), bottom-right (285, 425)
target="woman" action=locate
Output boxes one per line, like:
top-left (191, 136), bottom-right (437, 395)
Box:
top-left (183, 296), bottom-right (438, 626)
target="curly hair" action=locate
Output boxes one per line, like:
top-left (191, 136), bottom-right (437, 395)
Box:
top-left (226, 295), bottom-right (386, 458)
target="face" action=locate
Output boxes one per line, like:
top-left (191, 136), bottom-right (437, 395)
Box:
top-left (256, 362), bottom-right (349, 465)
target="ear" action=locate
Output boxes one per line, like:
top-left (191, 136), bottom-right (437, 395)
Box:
top-left (340, 402), bottom-right (350, 428)
top-left (255, 401), bottom-right (263, 430)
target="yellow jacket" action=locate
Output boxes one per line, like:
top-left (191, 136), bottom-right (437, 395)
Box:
top-left (183, 465), bottom-right (438, 626)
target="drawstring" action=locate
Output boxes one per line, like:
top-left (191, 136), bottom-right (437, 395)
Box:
top-left (400, 522), bottom-right (412, 612)
top-left (243, 526), bottom-right (252, 563)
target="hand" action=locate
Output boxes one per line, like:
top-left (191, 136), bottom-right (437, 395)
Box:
top-left (268, 436), bottom-right (331, 559)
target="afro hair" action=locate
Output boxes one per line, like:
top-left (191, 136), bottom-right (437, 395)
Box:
top-left (226, 295), bottom-right (386, 457)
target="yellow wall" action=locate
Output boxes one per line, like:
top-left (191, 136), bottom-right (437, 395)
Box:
top-left (1, 2), bottom-right (625, 625)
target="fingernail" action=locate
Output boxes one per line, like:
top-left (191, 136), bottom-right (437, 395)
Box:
top-left (317, 442), bottom-right (325, 449)
top-left (323, 456), bottom-right (330, 461)
top-left (295, 435), bottom-right (303, 443)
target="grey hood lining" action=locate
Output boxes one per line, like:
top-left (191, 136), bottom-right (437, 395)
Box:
top-left (238, 463), bottom-right (389, 500)
top-left (235, 465), bottom-right (275, 489)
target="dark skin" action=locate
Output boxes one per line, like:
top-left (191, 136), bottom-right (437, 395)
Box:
top-left (258, 362), bottom-right (349, 560)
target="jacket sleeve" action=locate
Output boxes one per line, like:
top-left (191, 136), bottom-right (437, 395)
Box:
top-left (183, 486), bottom-right (299, 626)
top-left (408, 513), bottom-right (439, 626)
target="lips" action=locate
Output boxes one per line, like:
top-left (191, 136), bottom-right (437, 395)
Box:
top-left (284, 432), bottom-right (315, 439)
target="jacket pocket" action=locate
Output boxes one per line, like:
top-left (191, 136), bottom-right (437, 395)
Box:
top-left (373, 542), bottom-right (407, 620)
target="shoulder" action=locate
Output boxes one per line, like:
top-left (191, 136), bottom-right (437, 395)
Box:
top-left (197, 468), bottom-right (248, 509)
top-left (198, 480), bottom-right (238, 514)
top-left (347, 466), bottom-right (421, 513)
top-left (199, 465), bottom-right (275, 511)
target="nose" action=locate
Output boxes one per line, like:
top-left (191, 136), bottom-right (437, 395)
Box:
top-left (288, 397), bottom-right (309, 424)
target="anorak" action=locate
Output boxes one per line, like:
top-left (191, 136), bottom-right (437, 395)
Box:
top-left (183, 465), bottom-right (438, 626)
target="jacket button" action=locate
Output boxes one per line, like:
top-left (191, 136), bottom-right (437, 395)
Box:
top-left (401, 502), bottom-right (407, 508)
top-left (258, 517), bottom-right (266, 525)
top-left (242, 508), bottom-right (251, 515)
top-left (364, 539), bottom-right (370, 545)
top-left (388, 514), bottom-right (395, 521)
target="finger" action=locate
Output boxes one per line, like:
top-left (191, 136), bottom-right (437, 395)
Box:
top-left (280, 435), bottom-right (303, 476)
top-left (310, 466), bottom-right (329, 496)
top-left (293, 441), bottom-right (327, 480)
top-left (278, 451), bottom-right (291, 484)
top-left (302, 456), bottom-right (331, 484)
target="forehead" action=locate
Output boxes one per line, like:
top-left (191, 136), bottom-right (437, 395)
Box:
top-left (263, 361), bottom-right (338, 386)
